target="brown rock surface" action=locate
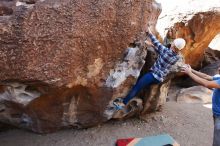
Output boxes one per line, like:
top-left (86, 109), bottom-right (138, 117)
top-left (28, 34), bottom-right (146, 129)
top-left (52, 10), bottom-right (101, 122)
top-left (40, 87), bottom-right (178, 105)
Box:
top-left (0, 0), bottom-right (162, 133)
top-left (0, 0), bottom-right (160, 87)
top-left (0, 82), bottom-right (113, 133)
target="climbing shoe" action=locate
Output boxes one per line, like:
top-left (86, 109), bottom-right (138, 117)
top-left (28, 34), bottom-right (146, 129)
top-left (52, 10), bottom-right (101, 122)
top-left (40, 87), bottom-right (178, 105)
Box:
top-left (113, 98), bottom-right (125, 110)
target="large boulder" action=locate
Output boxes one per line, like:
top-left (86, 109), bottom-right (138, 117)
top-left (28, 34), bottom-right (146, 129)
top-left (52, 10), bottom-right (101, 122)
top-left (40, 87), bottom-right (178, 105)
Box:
top-left (0, 0), bottom-right (162, 133)
top-left (177, 86), bottom-right (212, 104)
top-left (0, 0), bottom-right (161, 87)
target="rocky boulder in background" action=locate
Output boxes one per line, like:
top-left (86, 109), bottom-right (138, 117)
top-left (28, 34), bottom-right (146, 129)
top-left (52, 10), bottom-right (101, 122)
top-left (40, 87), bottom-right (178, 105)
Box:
top-left (177, 86), bottom-right (212, 104)
top-left (202, 47), bottom-right (220, 67)
top-left (157, 0), bottom-right (220, 69)
top-left (172, 10), bottom-right (220, 68)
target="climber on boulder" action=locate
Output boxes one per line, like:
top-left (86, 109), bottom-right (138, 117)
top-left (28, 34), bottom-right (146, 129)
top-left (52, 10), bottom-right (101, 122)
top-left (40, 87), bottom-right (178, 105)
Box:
top-left (113, 26), bottom-right (186, 110)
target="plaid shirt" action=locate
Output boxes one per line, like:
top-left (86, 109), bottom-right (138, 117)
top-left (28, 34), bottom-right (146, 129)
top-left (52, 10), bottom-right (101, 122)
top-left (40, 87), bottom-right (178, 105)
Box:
top-left (148, 33), bottom-right (180, 82)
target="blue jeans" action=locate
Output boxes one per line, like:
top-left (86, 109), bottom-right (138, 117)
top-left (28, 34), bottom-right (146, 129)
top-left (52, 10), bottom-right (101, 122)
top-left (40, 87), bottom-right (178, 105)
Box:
top-left (123, 72), bottom-right (160, 104)
top-left (213, 115), bottom-right (220, 146)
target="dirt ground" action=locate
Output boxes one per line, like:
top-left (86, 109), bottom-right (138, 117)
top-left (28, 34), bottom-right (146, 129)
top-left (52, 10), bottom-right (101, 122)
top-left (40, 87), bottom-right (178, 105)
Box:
top-left (0, 102), bottom-right (213, 146)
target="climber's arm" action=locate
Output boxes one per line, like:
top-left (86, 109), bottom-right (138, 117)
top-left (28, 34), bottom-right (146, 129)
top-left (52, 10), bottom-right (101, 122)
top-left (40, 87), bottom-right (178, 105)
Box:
top-left (146, 28), bottom-right (167, 54)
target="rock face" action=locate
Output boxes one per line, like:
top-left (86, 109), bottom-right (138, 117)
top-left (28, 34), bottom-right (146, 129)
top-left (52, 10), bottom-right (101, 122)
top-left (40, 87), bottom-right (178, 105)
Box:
top-left (0, 0), bottom-right (160, 87)
top-left (177, 86), bottom-right (212, 104)
top-left (0, 0), bottom-right (162, 133)
top-left (0, 82), bottom-right (113, 133)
